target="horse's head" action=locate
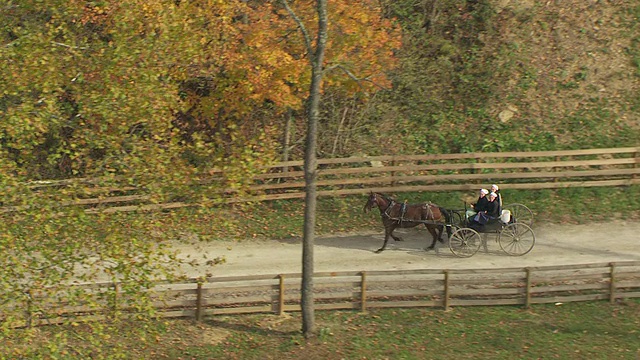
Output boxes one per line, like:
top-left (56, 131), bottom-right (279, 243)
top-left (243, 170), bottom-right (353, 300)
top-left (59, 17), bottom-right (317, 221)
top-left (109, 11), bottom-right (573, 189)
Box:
top-left (363, 192), bottom-right (379, 213)
top-left (363, 192), bottom-right (391, 213)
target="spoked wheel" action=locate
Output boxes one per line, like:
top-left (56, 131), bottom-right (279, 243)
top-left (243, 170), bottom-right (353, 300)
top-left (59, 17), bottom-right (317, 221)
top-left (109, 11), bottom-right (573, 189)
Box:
top-left (504, 203), bottom-right (534, 227)
top-left (449, 228), bottom-right (481, 258)
top-left (450, 210), bottom-right (466, 228)
top-left (498, 223), bottom-right (535, 256)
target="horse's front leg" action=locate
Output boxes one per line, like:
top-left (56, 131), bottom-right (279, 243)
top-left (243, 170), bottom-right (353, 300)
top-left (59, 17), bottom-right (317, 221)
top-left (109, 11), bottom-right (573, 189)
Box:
top-left (375, 231), bottom-right (391, 253)
top-left (376, 226), bottom-right (399, 253)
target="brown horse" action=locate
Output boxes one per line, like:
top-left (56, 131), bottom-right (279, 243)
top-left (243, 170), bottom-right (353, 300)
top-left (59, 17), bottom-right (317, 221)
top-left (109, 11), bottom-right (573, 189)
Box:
top-left (363, 192), bottom-right (452, 253)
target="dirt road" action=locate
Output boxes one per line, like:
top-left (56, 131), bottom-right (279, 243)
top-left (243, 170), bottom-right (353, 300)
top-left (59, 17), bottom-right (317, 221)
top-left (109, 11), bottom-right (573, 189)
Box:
top-left (171, 220), bottom-right (640, 278)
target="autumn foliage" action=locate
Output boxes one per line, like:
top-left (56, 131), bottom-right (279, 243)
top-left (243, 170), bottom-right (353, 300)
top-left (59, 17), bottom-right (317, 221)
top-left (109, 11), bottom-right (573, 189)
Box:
top-left (0, 1), bottom-right (401, 354)
top-left (1, 0), bottom-right (400, 182)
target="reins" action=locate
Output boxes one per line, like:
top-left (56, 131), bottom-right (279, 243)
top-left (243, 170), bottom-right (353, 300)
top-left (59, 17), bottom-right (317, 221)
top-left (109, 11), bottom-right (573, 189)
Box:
top-left (378, 195), bottom-right (418, 223)
top-left (382, 200), bottom-right (397, 220)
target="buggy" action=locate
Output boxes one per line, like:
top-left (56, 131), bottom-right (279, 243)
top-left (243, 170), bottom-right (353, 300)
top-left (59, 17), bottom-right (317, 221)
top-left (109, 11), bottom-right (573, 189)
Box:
top-left (445, 203), bottom-right (535, 257)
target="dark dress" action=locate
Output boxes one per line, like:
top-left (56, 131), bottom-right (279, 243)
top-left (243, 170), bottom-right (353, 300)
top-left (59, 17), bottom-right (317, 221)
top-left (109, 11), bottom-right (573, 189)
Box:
top-left (470, 199), bottom-right (501, 230)
top-left (485, 199), bottom-right (501, 218)
top-left (473, 196), bottom-right (489, 213)
top-left (493, 190), bottom-right (502, 207)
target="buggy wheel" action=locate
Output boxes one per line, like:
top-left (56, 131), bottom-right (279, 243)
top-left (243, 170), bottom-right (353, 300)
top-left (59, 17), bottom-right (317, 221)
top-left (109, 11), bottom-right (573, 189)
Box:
top-left (451, 211), bottom-right (466, 227)
top-left (449, 228), bottom-right (481, 258)
top-left (504, 203), bottom-right (534, 227)
top-left (498, 223), bottom-right (535, 256)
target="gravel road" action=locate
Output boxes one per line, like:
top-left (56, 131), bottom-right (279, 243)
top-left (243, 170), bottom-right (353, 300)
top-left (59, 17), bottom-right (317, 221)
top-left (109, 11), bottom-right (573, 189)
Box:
top-left (171, 220), bottom-right (640, 278)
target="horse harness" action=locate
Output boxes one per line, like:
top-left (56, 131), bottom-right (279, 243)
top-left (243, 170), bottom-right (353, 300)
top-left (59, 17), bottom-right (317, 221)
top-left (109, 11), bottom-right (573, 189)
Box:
top-left (382, 199), bottom-right (434, 225)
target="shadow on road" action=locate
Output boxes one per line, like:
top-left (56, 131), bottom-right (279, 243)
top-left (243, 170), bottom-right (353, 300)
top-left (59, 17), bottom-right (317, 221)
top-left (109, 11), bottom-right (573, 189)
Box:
top-left (273, 224), bottom-right (640, 262)
top-left (278, 228), bottom-right (473, 256)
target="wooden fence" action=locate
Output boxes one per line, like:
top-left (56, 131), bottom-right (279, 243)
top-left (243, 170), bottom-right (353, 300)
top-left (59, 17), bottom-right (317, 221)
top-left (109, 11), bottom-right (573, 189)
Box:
top-left (4, 146), bottom-right (639, 214)
top-left (11, 261), bottom-right (640, 328)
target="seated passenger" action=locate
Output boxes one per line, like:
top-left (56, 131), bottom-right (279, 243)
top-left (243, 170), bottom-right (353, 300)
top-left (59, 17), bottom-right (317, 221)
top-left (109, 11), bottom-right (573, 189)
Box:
top-left (485, 192), bottom-right (501, 219)
top-left (466, 188), bottom-right (489, 221)
top-left (471, 191), bottom-right (501, 227)
top-left (491, 184), bottom-right (502, 207)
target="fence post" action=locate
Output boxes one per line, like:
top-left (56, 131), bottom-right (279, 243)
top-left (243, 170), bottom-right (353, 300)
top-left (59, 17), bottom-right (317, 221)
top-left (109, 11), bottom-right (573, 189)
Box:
top-left (278, 274), bottom-right (285, 316)
top-left (195, 281), bottom-right (204, 321)
top-left (443, 270), bottom-right (450, 311)
top-left (360, 271), bottom-right (367, 313)
top-left (609, 263), bottom-right (616, 304)
top-left (525, 268), bottom-right (532, 309)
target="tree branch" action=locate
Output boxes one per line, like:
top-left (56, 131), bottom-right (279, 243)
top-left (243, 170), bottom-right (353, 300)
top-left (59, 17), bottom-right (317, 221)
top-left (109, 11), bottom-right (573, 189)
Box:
top-left (281, 0), bottom-right (313, 61)
top-left (51, 41), bottom-right (88, 50)
top-left (324, 64), bottom-right (388, 90)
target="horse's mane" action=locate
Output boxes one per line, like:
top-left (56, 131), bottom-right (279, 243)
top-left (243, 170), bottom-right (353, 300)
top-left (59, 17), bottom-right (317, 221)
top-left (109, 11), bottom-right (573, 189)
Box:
top-left (375, 192), bottom-right (437, 209)
top-left (375, 192), bottom-right (396, 203)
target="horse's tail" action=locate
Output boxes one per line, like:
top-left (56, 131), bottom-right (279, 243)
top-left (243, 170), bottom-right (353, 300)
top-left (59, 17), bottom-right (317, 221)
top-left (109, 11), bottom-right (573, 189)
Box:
top-left (438, 206), bottom-right (453, 239)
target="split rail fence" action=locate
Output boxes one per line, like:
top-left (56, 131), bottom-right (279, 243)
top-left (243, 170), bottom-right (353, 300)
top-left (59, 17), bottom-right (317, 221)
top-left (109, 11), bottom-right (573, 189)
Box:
top-left (4, 146), bottom-right (639, 214)
top-left (13, 261), bottom-right (640, 328)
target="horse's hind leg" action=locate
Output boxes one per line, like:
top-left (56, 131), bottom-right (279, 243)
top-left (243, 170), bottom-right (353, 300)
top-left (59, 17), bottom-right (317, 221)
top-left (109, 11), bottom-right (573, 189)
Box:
top-left (436, 224), bottom-right (448, 243)
top-left (434, 222), bottom-right (452, 243)
top-left (425, 225), bottom-right (439, 250)
top-left (388, 224), bottom-right (403, 242)
top-left (444, 224), bottom-right (452, 240)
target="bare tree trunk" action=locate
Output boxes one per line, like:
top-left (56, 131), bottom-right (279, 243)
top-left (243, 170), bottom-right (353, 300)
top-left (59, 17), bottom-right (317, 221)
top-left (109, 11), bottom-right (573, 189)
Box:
top-left (425, 0), bottom-right (440, 33)
top-left (302, 0), bottom-right (327, 338)
top-left (330, 107), bottom-right (348, 157)
top-left (282, 0), bottom-right (328, 339)
top-left (282, 107), bottom-right (293, 175)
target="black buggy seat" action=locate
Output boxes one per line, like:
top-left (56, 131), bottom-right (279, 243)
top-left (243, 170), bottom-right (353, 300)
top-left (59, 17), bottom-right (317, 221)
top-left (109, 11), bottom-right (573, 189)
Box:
top-left (469, 207), bottom-right (512, 233)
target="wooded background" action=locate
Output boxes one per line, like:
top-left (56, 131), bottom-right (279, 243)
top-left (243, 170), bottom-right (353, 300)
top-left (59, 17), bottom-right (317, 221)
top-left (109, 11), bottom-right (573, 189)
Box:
top-left (2, 0), bottom-right (638, 189)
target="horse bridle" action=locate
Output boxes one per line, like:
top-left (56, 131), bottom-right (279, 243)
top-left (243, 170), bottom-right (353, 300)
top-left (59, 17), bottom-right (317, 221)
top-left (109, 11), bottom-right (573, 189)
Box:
top-left (372, 194), bottom-right (399, 220)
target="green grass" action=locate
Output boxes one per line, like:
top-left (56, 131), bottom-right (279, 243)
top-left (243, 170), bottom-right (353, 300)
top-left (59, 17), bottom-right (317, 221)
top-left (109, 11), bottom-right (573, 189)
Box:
top-left (220, 186), bottom-right (640, 241)
top-left (2, 186), bottom-right (638, 359)
top-left (4, 300), bottom-right (639, 359)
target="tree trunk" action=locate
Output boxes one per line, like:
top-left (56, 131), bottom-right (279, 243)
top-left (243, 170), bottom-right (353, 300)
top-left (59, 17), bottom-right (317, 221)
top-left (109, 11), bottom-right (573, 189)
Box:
top-left (282, 107), bottom-right (293, 176)
top-left (303, 0), bottom-right (328, 339)
top-left (281, 0), bottom-right (327, 339)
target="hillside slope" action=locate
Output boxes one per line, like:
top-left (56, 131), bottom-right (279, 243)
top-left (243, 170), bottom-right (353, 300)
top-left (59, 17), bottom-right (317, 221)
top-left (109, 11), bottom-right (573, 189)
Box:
top-left (489, 0), bottom-right (638, 133)
top-left (364, 0), bottom-right (639, 155)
